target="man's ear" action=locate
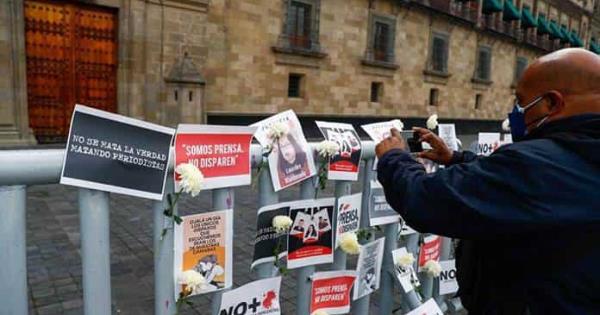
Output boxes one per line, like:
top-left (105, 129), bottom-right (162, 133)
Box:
top-left (545, 90), bottom-right (565, 113)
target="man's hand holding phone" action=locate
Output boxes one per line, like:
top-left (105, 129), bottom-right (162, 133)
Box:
top-left (412, 127), bottom-right (454, 165)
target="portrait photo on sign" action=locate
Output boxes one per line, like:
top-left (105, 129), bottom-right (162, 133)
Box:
top-left (252, 203), bottom-right (291, 269)
top-left (315, 121), bottom-right (362, 181)
top-left (251, 110), bottom-right (316, 191)
top-left (353, 237), bottom-right (384, 300)
top-left (287, 198), bottom-right (335, 269)
top-left (392, 247), bottom-right (420, 293)
top-left (174, 209), bottom-right (233, 298)
top-left (60, 104), bottom-right (175, 200)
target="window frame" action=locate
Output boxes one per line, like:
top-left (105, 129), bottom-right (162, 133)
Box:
top-left (287, 73), bottom-right (304, 98)
top-left (428, 32), bottom-right (450, 75)
top-left (474, 45), bottom-right (493, 83)
top-left (514, 56), bottom-right (528, 83)
top-left (365, 12), bottom-right (397, 65)
top-left (281, 0), bottom-right (322, 52)
top-left (370, 82), bottom-right (383, 103)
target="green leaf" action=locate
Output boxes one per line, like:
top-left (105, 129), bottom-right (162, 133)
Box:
top-left (174, 215), bottom-right (183, 225)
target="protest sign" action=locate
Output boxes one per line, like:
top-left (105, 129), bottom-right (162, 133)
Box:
top-left (315, 121), bottom-right (362, 181)
top-left (405, 298), bottom-right (444, 315)
top-left (361, 119), bottom-right (404, 170)
top-left (175, 125), bottom-right (256, 190)
top-left (219, 277), bottom-right (281, 315)
top-left (477, 132), bottom-right (501, 156)
top-left (438, 123), bottom-right (459, 151)
top-left (174, 209), bottom-right (233, 297)
top-left (502, 133), bottom-right (513, 146)
top-left (399, 220), bottom-right (417, 236)
top-left (335, 193), bottom-right (362, 248)
top-left (353, 238), bottom-right (384, 300)
top-left (288, 198), bottom-right (335, 269)
top-left (368, 180), bottom-right (400, 226)
top-left (252, 203), bottom-right (290, 269)
top-left (392, 247), bottom-right (420, 293)
top-left (439, 260), bottom-right (459, 295)
top-left (251, 110), bottom-right (316, 191)
top-left (61, 104), bottom-right (174, 200)
top-left (310, 270), bottom-right (356, 314)
top-left (418, 235), bottom-right (441, 268)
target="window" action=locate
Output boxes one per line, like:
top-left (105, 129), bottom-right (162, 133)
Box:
top-left (515, 57), bottom-right (528, 82)
top-left (366, 14), bottom-right (396, 64)
top-left (429, 88), bottom-right (439, 106)
top-left (475, 46), bottom-right (492, 81)
top-left (278, 0), bottom-right (322, 52)
top-left (373, 22), bottom-right (390, 62)
top-left (288, 1), bottom-right (312, 49)
top-left (430, 33), bottom-right (449, 73)
top-left (288, 73), bottom-right (303, 98)
top-left (370, 82), bottom-right (383, 102)
top-left (475, 93), bottom-right (483, 109)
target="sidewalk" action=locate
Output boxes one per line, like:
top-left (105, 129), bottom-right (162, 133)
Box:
top-left (25, 181), bottom-right (400, 315)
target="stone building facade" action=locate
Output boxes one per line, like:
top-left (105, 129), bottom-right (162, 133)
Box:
top-left (0, 0), bottom-right (597, 146)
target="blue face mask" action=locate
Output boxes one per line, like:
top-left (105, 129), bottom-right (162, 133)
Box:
top-left (507, 95), bottom-right (547, 141)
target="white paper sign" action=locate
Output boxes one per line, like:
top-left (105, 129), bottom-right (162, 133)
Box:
top-left (405, 298), bottom-right (444, 315)
top-left (251, 110), bottom-right (317, 191)
top-left (335, 193), bottom-right (362, 248)
top-left (439, 260), bottom-right (459, 296)
top-left (219, 277), bottom-right (282, 315)
top-left (361, 119), bottom-right (405, 170)
top-left (392, 247), bottom-right (420, 293)
top-left (438, 123), bottom-right (459, 151)
top-left (316, 121), bottom-right (362, 181)
top-left (353, 238), bottom-right (385, 300)
top-left (477, 132), bottom-right (501, 156)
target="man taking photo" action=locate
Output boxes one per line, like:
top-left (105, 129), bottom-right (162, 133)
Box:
top-left (375, 48), bottom-right (600, 314)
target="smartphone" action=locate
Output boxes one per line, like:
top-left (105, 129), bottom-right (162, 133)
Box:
top-left (400, 131), bottom-right (423, 153)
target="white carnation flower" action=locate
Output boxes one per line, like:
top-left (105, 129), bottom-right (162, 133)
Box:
top-left (175, 163), bottom-right (204, 197)
top-left (267, 122), bottom-right (289, 140)
top-left (178, 270), bottom-right (207, 291)
top-left (272, 215), bottom-right (293, 233)
top-left (312, 310), bottom-right (329, 315)
top-left (396, 252), bottom-right (415, 268)
top-left (422, 260), bottom-right (442, 277)
top-left (502, 118), bottom-right (511, 132)
top-left (316, 140), bottom-right (340, 158)
top-left (339, 232), bottom-right (361, 255)
top-left (392, 119), bottom-right (404, 131)
top-left (426, 114), bottom-right (438, 130)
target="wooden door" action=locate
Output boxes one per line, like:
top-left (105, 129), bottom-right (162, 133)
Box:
top-left (25, 0), bottom-right (118, 143)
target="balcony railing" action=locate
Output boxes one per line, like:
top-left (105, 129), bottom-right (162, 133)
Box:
top-left (480, 13), bottom-right (520, 39)
top-left (413, 0), bottom-right (478, 24)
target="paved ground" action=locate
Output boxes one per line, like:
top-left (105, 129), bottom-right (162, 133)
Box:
top-left (25, 176), bottom-right (420, 315)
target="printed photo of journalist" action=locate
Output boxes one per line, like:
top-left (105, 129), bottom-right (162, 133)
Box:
top-left (191, 254), bottom-right (225, 293)
top-left (290, 208), bottom-right (332, 244)
top-left (273, 132), bottom-right (311, 188)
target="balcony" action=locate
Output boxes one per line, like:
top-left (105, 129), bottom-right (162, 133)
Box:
top-left (411, 0), bottom-right (478, 24)
top-left (480, 14), bottom-right (519, 39)
top-left (523, 31), bottom-right (551, 51)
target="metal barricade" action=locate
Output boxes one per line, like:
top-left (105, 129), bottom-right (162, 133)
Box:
top-left (0, 142), bottom-right (458, 315)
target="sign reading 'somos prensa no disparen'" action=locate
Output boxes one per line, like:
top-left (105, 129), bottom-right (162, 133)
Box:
top-left (175, 125), bottom-right (257, 190)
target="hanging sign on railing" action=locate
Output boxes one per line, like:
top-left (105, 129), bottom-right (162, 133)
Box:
top-left (175, 124), bottom-right (256, 190)
top-left (335, 193), bottom-right (362, 248)
top-left (368, 180), bottom-right (401, 226)
top-left (353, 237), bottom-right (385, 300)
top-left (392, 247), bottom-right (420, 293)
top-left (361, 119), bottom-right (405, 170)
top-left (287, 198), bottom-right (335, 269)
top-left (218, 277), bottom-right (282, 315)
top-left (405, 298), bottom-right (444, 315)
top-left (251, 110), bottom-right (316, 191)
top-left (174, 209), bottom-right (233, 297)
top-left (438, 123), bottom-right (459, 151)
top-left (310, 270), bottom-right (356, 315)
top-left (60, 104), bottom-right (174, 200)
top-left (315, 121), bottom-right (362, 181)
top-left (418, 235), bottom-right (441, 268)
top-left (439, 260), bottom-right (459, 295)
top-left (251, 202), bottom-right (290, 269)
top-left (477, 132), bottom-right (501, 156)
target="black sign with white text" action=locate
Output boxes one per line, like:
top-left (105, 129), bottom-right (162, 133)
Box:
top-left (60, 105), bottom-right (175, 200)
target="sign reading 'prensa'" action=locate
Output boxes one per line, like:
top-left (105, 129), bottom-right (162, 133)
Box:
top-left (175, 125), bottom-right (256, 190)
top-left (60, 104), bottom-right (175, 200)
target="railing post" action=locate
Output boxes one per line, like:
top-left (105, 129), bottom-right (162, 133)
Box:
top-left (418, 234), bottom-right (435, 300)
top-left (379, 221), bottom-right (399, 314)
top-left (255, 168), bottom-right (279, 279)
top-left (332, 180), bottom-right (351, 270)
top-left (434, 237), bottom-right (453, 308)
top-left (351, 159), bottom-right (374, 314)
top-left (397, 232), bottom-right (423, 311)
top-left (211, 188), bottom-right (234, 315)
top-left (154, 173), bottom-right (176, 315)
top-left (296, 179), bottom-right (316, 315)
top-left (79, 188), bottom-right (111, 315)
top-left (0, 185), bottom-right (28, 315)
